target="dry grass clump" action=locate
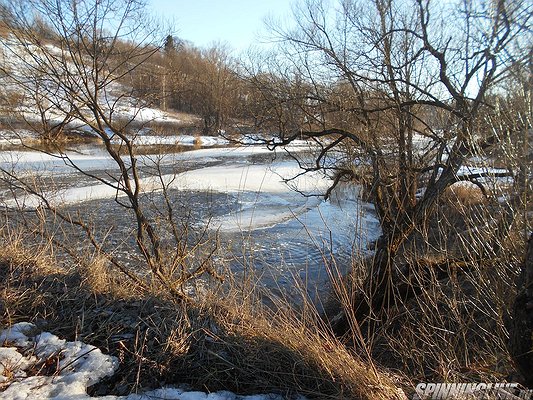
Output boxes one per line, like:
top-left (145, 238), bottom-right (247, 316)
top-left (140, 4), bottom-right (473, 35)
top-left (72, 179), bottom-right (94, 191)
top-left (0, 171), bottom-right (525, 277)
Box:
top-left (0, 232), bottom-right (56, 276)
top-left (443, 182), bottom-right (486, 206)
top-left (176, 291), bottom-right (406, 399)
top-left (0, 229), bottom-right (69, 327)
top-left (77, 253), bottom-right (141, 299)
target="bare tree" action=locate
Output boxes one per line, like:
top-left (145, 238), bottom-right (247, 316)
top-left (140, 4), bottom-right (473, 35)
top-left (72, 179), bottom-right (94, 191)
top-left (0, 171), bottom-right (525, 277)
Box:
top-left (182, 44), bottom-right (239, 134)
top-left (0, 0), bottom-right (221, 300)
top-left (256, 0), bottom-right (532, 324)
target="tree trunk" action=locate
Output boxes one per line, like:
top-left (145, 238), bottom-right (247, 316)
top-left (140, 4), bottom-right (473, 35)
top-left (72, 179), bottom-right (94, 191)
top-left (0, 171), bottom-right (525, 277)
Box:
top-left (507, 232), bottom-right (533, 387)
top-left (331, 230), bottom-right (407, 335)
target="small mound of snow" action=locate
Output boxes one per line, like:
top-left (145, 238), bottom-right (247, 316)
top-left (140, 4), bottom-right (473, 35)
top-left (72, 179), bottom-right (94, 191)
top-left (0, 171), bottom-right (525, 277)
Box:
top-left (0, 322), bottom-right (37, 347)
top-left (1, 322), bottom-right (117, 399)
top-left (0, 347), bottom-right (37, 382)
top-left (0, 323), bottom-right (305, 400)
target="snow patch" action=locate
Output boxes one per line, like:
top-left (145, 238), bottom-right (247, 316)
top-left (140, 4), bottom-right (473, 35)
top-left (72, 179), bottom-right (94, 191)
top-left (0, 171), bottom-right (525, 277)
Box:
top-left (128, 135), bottom-right (229, 147)
top-left (0, 323), bottom-right (303, 400)
top-left (0, 323), bottom-right (117, 399)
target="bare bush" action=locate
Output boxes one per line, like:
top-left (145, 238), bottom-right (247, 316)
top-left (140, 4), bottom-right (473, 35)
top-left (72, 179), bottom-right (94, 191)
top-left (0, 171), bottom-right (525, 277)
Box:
top-left (0, 0), bottom-right (222, 301)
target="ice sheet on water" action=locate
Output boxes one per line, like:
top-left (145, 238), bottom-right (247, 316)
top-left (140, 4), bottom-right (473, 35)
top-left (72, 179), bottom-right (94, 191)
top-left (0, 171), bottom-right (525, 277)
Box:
top-left (0, 152), bottom-right (331, 209)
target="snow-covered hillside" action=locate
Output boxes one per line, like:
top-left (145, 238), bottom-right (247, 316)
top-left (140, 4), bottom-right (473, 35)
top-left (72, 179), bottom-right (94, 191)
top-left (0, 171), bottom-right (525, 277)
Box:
top-left (0, 35), bottom-right (228, 147)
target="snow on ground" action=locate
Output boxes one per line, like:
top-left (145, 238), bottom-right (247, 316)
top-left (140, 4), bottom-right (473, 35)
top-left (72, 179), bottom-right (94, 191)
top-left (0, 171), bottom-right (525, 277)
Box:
top-left (456, 164), bottom-right (510, 177)
top-left (0, 130), bottom-right (39, 146)
top-left (114, 105), bottom-right (182, 124)
top-left (130, 135), bottom-right (229, 147)
top-left (0, 323), bottom-right (117, 399)
top-left (0, 323), bottom-right (301, 400)
top-left (0, 37), bottom-right (183, 130)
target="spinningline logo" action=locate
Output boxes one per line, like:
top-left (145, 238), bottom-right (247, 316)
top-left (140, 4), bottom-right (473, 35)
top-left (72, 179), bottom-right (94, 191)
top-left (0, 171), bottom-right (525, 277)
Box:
top-left (413, 382), bottom-right (533, 399)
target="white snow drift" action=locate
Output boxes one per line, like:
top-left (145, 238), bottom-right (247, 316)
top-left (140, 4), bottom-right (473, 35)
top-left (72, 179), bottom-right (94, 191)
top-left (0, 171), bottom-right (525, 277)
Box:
top-left (0, 323), bottom-right (304, 400)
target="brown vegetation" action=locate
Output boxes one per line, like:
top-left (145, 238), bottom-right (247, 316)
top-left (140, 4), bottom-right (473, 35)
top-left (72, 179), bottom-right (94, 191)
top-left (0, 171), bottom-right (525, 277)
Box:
top-left (0, 0), bottom-right (531, 397)
top-left (0, 226), bottom-right (405, 399)
top-left (442, 183), bottom-right (487, 207)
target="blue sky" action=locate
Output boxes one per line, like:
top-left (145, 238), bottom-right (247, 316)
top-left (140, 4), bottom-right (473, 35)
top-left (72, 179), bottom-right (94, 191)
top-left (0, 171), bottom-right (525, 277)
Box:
top-left (149, 0), bottom-right (295, 52)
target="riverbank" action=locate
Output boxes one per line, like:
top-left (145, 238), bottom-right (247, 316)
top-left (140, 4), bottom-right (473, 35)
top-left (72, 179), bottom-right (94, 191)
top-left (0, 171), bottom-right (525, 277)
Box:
top-left (0, 233), bottom-right (406, 399)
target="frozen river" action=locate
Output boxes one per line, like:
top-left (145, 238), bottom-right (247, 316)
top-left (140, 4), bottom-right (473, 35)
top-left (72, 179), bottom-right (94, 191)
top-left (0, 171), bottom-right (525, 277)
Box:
top-left (0, 144), bottom-right (381, 302)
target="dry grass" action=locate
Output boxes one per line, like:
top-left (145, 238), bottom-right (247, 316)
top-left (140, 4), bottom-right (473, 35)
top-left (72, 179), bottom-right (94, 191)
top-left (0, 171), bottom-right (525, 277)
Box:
top-left (443, 182), bottom-right (487, 206)
top-left (77, 253), bottom-right (141, 299)
top-left (0, 229), bottom-right (69, 327)
top-left (0, 226), bottom-right (406, 399)
top-left (328, 199), bottom-right (525, 384)
top-left (184, 289), bottom-right (406, 399)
